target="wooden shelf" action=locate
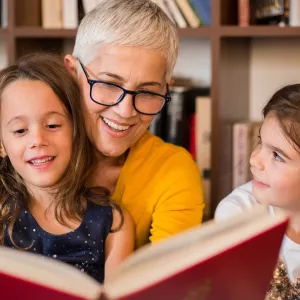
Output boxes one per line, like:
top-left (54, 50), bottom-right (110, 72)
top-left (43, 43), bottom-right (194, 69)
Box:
top-left (178, 27), bottom-right (211, 37)
top-left (220, 26), bottom-right (300, 37)
top-left (12, 26), bottom-right (300, 40)
top-left (15, 27), bottom-right (77, 38)
top-left (0, 28), bottom-right (9, 37)
top-left (14, 27), bottom-right (211, 39)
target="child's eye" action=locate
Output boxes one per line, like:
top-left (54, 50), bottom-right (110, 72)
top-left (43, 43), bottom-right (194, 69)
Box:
top-left (47, 124), bottom-right (61, 129)
top-left (13, 129), bottom-right (27, 135)
top-left (273, 151), bottom-right (284, 162)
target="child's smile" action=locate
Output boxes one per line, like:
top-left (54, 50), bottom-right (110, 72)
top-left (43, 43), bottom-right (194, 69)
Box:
top-left (0, 79), bottom-right (73, 192)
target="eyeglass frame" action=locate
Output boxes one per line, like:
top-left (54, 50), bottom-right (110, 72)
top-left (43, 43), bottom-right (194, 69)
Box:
top-left (77, 59), bottom-right (171, 116)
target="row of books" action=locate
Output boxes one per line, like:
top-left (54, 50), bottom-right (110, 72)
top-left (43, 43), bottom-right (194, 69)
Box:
top-left (10, 0), bottom-right (210, 29)
top-left (148, 84), bottom-right (212, 219)
top-left (152, 0), bottom-right (211, 28)
top-left (11, 0), bottom-right (80, 29)
top-left (239, 0), bottom-right (300, 27)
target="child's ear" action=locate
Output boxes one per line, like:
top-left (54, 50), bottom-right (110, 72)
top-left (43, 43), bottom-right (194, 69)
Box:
top-left (0, 143), bottom-right (7, 158)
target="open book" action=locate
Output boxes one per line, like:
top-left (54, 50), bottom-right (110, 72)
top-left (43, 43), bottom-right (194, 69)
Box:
top-left (1, 206), bottom-right (287, 300)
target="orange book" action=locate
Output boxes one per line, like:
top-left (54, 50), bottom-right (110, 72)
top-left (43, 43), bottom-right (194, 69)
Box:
top-left (1, 206), bottom-right (287, 300)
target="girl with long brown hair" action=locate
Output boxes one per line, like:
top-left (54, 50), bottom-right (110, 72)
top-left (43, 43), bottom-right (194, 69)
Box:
top-left (0, 52), bottom-right (134, 283)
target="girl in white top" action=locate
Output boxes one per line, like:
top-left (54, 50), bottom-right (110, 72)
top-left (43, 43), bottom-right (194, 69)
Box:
top-left (215, 84), bottom-right (300, 299)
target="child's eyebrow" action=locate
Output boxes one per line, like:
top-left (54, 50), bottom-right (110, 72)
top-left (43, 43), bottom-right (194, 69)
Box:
top-left (265, 143), bottom-right (291, 160)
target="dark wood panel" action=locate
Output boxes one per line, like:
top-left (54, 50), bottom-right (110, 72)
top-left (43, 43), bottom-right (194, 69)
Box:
top-left (221, 0), bottom-right (238, 25)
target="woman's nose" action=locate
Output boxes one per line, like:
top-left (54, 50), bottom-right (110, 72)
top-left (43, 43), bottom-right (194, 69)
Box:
top-left (114, 94), bottom-right (138, 119)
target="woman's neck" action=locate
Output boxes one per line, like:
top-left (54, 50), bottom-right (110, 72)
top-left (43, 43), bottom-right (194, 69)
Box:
top-left (95, 150), bottom-right (128, 166)
top-left (88, 150), bottom-right (129, 194)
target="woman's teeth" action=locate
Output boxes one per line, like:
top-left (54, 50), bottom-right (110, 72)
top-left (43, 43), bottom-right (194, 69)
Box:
top-left (102, 117), bottom-right (130, 131)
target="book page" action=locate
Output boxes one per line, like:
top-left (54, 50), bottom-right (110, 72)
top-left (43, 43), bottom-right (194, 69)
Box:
top-left (105, 205), bottom-right (286, 298)
top-left (0, 247), bottom-right (102, 299)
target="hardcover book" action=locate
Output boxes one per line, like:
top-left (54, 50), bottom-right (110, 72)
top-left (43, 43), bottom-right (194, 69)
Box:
top-left (0, 206), bottom-right (287, 300)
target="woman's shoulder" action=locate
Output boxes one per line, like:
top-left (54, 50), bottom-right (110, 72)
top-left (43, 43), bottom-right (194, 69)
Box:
top-left (215, 181), bottom-right (258, 221)
top-left (131, 131), bottom-right (193, 165)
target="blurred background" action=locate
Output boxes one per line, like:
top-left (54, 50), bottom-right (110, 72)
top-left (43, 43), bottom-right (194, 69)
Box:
top-left (2, 0), bottom-right (299, 219)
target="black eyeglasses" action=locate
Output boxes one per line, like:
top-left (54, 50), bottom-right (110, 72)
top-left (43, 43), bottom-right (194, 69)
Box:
top-left (78, 59), bottom-right (171, 115)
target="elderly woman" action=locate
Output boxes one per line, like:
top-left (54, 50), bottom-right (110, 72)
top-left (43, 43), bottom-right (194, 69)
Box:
top-left (64, 0), bottom-right (204, 248)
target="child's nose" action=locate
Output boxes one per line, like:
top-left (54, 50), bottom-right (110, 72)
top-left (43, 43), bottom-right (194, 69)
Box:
top-left (29, 127), bottom-right (48, 149)
top-left (250, 145), bottom-right (264, 171)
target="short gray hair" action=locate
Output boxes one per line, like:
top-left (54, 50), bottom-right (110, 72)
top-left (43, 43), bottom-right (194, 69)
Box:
top-left (73, 0), bottom-right (178, 80)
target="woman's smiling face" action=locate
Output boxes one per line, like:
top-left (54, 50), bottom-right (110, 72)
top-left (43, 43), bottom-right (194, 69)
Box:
top-left (76, 44), bottom-right (168, 157)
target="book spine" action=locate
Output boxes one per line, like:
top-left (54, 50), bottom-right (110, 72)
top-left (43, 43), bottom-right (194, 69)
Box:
top-left (238, 0), bottom-right (250, 27)
top-left (289, 0), bottom-right (300, 26)
top-left (151, 0), bottom-right (176, 24)
top-left (165, 0), bottom-right (188, 28)
top-left (232, 123), bottom-right (252, 189)
top-left (175, 0), bottom-right (200, 28)
top-left (62, 0), bottom-right (78, 29)
top-left (165, 89), bottom-right (185, 145)
top-left (41, 0), bottom-right (63, 29)
top-left (189, 0), bottom-right (211, 25)
top-left (195, 96), bottom-right (211, 219)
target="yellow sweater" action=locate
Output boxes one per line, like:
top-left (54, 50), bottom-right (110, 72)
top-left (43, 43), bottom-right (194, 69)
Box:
top-left (112, 131), bottom-right (205, 248)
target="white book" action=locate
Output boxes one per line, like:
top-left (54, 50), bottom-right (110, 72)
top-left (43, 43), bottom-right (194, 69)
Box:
top-left (290, 0), bottom-right (300, 26)
top-left (82, 0), bottom-right (98, 14)
top-left (151, 0), bottom-right (176, 24)
top-left (165, 0), bottom-right (188, 28)
top-left (1, 0), bottom-right (7, 28)
top-left (62, 0), bottom-right (78, 29)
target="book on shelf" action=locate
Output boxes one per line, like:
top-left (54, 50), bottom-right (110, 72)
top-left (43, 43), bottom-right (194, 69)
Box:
top-left (62, 0), bottom-right (78, 29)
top-left (0, 206), bottom-right (288, 300)
top-left (238, 0), bottom-right (250, 27)
top-left (151, 0), bottom-right (176, 24)
top-left (219, 121), bottom-right (261, 199)
top-left (175, 0), bottom-right (201, 28)
top-left (165, 0), bottom-right (188, 28)
top-left (195, 95), bottom-right (211, 219)
top-left (41, 0), bottom-right (63, 29)
top-left (232, 121), bottom-right (261, 189)
top-left (189, 0), bottom-right (211, 26)
top-left (15, 0), bottom-right (41, 27)
top-left (289, 0), bottom-right (300, 26)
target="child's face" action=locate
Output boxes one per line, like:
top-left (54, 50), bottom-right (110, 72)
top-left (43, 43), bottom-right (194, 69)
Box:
top-left (250, 113), bottom-right (300, 211)
top-left (0, 79), bottom-right (73, 194)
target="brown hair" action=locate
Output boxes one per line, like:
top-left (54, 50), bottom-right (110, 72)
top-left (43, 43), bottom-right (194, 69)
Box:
top-left (0, 53), bottom-right (123, 247)
top-left (263, 84), bottom-right (300, 152)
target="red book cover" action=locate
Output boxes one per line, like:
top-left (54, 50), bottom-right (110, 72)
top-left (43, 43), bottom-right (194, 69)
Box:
top-left (0, 207), bottom-right (288, 300)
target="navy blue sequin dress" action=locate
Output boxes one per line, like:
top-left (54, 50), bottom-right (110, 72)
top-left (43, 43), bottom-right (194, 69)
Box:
top-left (4, 201), bottom-right (112, 283)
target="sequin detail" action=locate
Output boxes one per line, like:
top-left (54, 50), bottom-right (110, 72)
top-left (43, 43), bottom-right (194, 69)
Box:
top-left (266, 259), bottom-right (300, 299)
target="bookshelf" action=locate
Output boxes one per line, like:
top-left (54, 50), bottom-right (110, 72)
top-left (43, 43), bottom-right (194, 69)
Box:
top-left (3, 0), bottom-right (300, 217)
